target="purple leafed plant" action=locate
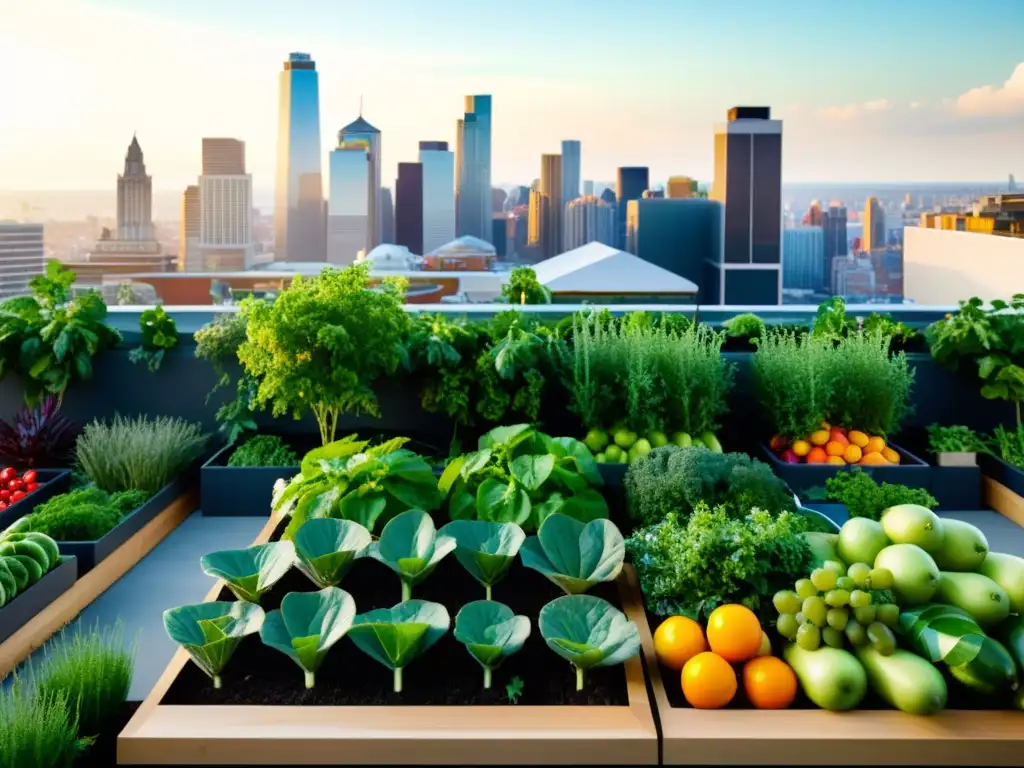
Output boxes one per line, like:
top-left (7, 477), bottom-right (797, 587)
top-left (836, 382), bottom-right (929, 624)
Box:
top-left (0, 396), bottom-right (77, 468)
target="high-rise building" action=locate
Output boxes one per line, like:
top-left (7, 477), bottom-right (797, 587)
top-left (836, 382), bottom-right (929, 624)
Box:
top-left (822, 203), bottom-right (849, 292)
top-left (1009, 174), bottom-right (1017, 192)
top-left (274, 52), bottom-right (325, 262)
top-left (667, 176), bottom-right (698, 199)
top-left (709, 106), bottom-right (783, 305)
top-left (782, 227), bottom-right (825, 292)
top-left (561, 140), bottom-right (581, 204)
top-left (381, 188), bottom-right (395, 245)
top-left (395, 162), bottom-right (424, 255)
top-left (863, 195), bottom-right (886, 252)
top-left (492, 216), bottom-right (509, 257)
top-left (338, 116), bottom-right (383, 249)
top-left (0, 222), bottom-right (45, 298)
top-left (179, 186), bottom-right (200, 271)
top-left (202, 138), bottom-right (246, 175)
top-left (327, 138), bottom-right (370, 265)
top-left (528, 154), bottom-right (563, 259)
top-left (583, 180), bottom-right (594, 196)
top-left (419, 141), bottom-right (455, 254)
top-left (804, 201), bottom-right (823, 226)
top-left (615, 167), bottom-right (649, 249)
top-left (563, 195), bottom-right (614, 251)
top-left (197, 138), bottom-right (253, 271)
top-left (456, 95), bottom-right (492, 241)
top-left (117, 134), bottom-right (154, 241)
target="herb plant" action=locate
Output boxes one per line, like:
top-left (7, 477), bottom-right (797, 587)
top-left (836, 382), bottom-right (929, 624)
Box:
top-left (163, 601), bottom-right (266, 689)
top-left (292, 518), bottom-right (371, 589)
top-left (822, 470), bottom-right (937, 520)
top-left (0, 684), bottom-right (82, 768)
top-left (927, 424), bottom-right (988, 455)
top-left (500, 266), bottom-right (551, 305)
top-left (237, 263), bottom-right (410, 445)
top-left (439, 424), bottom-right (608, 533)
top-left (811, 297), bottom-right (917, 348)
top-left (193, 312), bottom-right (256, 444)
top-left (721, 313), bottom-right (765, 343)
top-left (128, 306), bottom-right (178, 372)
top-left (993, 424), bottom-right (1024, 469)
top-left (440, 520), bottom-right (525, 599)
top-left (23, 487), bottom-right (149, 541)
top-left (227, 435), bottom-right (298, 467)
top-left (519, 513), bottom-right (625, 595)
top-left (368, 509), bottom-right (456, 601)
top-left (200, 542), bottom-right (295, 603)
top-left (505, 675), bottom-right (524, 703)
top-left (454, 600), bottom-right (531, 689)
top-left (348, 599), bottom-right (450, 693)
top-left (0, 396), bottom-right (77, 468)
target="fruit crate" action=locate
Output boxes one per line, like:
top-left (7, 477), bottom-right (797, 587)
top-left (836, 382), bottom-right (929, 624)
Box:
top-left (761, 443), bottom-right (930, 497)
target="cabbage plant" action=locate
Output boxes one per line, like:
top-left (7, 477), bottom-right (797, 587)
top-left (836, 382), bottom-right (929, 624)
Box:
top-left (519, 513), bottom-right (625, 594)
top-left (348, 599), bottom-right (450, 693)
top-left (260, 587), bottom-right (356, 689)
top-left (454, 600), bottom-right (530, 689)
top-left (163, 601), bottom-right (265, 689)
top-left (293, 518), bottom-right (372, 588)
top-left (539, 594), bottom-right (640, 691)
top-left (200, 541), bottom-right (295, 603)
top-left (440, 520), bottom-right (525, 600)
top-left (369, 509), bottom-right (455, 601)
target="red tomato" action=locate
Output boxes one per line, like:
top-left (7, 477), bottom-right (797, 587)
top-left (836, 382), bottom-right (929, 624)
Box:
top-left (10, 490), bottom-right (25, 503)
top-left (0, 489), bottom-right (9, 501)
top-left (0, 501), bottom-right (7, 511)
top-left (25, 483), bottom-right (40, 492)
top-left (21, 469), bottom-right (37, 484)
top-left (0, 467), bottom-right (15, 483)
top-left (8, 479), bottom-right (22, 491)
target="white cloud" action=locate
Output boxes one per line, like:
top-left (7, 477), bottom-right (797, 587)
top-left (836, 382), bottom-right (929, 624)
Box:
top-left (954, 62), bottom-right (1024, 116)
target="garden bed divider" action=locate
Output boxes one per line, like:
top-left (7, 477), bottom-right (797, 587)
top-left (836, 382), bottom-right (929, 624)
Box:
top-left (760, 443), bottom-right (931, 497)
top-left (200, 444), bottom-right (299, 517)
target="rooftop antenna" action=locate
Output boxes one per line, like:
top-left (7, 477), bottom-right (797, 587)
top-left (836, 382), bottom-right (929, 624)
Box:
top-left (359, 95), bottom-right (363, 118)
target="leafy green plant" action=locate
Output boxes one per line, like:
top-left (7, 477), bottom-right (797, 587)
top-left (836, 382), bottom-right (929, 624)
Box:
top-left (722, 313), bottom-right (765, 343)
top-left (33, 620), bottom-right (135, 736)
top-left (505, 675), bottom-right (524, 703)
top-left (993, 424), bottom-right (1024, 469)
top-left (128, 306), bottom-right (178, 372)
top-left (823, 470), bottom-right (937, 520)
top-left (259, 587), bottom-right (356, 689)
top-left (626, 504), bottom-right (813, 621)
top-left (200, 542), bottom-right (295, 603)
top-left (75, 414), bottom-right (207, 494)
top-left (193, 312), bottom-right (256, 444)
top-left (752, 329), bottom-right (832, 439)
top-left (538, 594), bottom-right (640, 691)
top-left (439, 424), bottom-right (608, 533)
top-left (454, 600), bottom-right (531, 689)
top-left (500, 266), bottom-right (551, 305)
top-left (811, 297), bottom-right (917, 348)
top-left (519, 513), bottom-right (625, 595)
top-left (292, 518), bottom-right (371, 589)
top-left (625, 445), bottom-right (794, 526)
top-left (227, 435), bottom-right (299, 467)
top-left (348, 599), bottom-right (450, 693)
top-left (439, 520), bottom-right (525, 599)
top-left (163, 601), bottom-right (265, 689)
top-left (0, 260), bottom-right (121, 405)
top-left (22, 487), bottom-right (149, 541)
top-left (0, 683), bottom-right (83, 768)
top-left (273, 435), bottom-right (441, 537)
top-left (927, 424), bottom-right (988, 455)
top-left (829, 332), bottom-right (914, 436)
top-left (368, 509), bottom-right (456, 602)
top-left (237, 263), bottom-right (410, 445)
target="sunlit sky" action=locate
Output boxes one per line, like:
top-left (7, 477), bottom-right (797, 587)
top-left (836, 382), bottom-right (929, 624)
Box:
top-left (2, 0), bottom-right (1023, 191)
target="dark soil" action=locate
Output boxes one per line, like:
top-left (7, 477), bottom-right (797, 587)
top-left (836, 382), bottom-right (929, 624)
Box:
top-left (75, 701), bottom-right (140, 767)
top-left (163, 543), bottom-right (628, 707)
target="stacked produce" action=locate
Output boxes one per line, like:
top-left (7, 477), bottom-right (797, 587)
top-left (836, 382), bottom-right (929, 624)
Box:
top-left (585, 427), bottom-right (723, 465)
top-left (0, 467), bottom-right (43, 513)
top-left (0, 525), bottom-right (62, 608)
top-left (770, 424), bottom-right (901, 466)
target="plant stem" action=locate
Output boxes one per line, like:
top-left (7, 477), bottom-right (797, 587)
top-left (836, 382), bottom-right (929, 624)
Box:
top-left (393, 667), bottom-right (402, 693)
top-left (304, 670), bottom-right (315, 689)
top-left (485, 583), bottom-right (492, 601)
top-left (575, 667), bottom-right (584, 692)
top-left (401, 581), bottom-right (411, 602)
top-left (213, 675), bottom-right (222, 690)
top-left (484, 667), bottom-right (492, 689)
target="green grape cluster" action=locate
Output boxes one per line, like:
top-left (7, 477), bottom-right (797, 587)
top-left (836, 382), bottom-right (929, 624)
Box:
top-left (772, 559), bottom-right (900, 655)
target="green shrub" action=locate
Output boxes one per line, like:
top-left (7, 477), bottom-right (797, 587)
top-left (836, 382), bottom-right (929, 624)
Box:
top-left (0, 682), bottom-right (81, 768)
top-left (227, 435), bottom-right (299, 467)
top-left (823, 470), bottom-right (937, 520)
top-left (624, 445), bottom-right (794, 527)
top-left (752, 330), bottom-right (833, 439)
top-left (24, 487), bottom-right (149, 540)
top-left (75, 414), bottom-right (207, 494)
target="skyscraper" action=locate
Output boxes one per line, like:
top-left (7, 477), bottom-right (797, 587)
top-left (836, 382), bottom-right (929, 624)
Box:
top-left (615, 167), bottom-right (649, 249)
top-left (528, 154), bottom-right (563, 259)
top-left (419, 141), bottom-right (455, 254)
top-left (561, 140), bottom-right (581, 204)
top-left (782, 227), bottom-right (825, 292)
top-left (583, 180), bottom-right (594, 196)
top-left (862, 195), bottom-right (886, 252)
top-left (564, 195), bottom-right (614, 251)
top-left (198, 137), bottom-right (253, 270)
top-left (709, 106), bottom-right (783, 305)
top-left (395, 162), bottom-right (424, 255)
top-left (327, 137), bottom-right (370, 265)
top-left (667, 176), bottom-right (698, 199)
top-left (202, 138), bottom-right (246, 175)
top-left (338, 115), bottom-right (382, 250)
top-left (274, 52), bottom-right (325, 262)
top-left (804, 201), bottom-right (823, 226)
top-left (456, 95), bottom-right (492, 241)
top-left (0, 222), bottom-right (44, 298)
top-left (381, 188), bottom-right (395, 245)
top-left (117, 135), bottom-right (154, 241)
top-left (179, 185), bottom-right (200, 271)
top-left (822, 203), bottom-right (849, 292)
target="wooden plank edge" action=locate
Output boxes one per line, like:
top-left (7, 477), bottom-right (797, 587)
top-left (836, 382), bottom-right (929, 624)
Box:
top-left (983, 476), bottom-right (1024, 527)
top-left (0, 488), bottom-right (196, 678)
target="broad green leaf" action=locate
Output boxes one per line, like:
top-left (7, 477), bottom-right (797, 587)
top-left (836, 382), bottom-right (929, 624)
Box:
top-left (200, 541), bottom-right (295, 603)
top-left (348, 599), bottom-right (450, 670)
top-left (509, 454), bottom-right (555, 491)
top-left (479, 424), bottom-right (534, 451)
top-left (546, 436), bottom-right (604, 487)
top-left (557, 488), bottom-right (610, 525)
top-left (164, 601), bottom-right (265, 684)
top-left (383, 475), bottom-right (442, 512)
top-left (519, 513), bottom-right (625, 595)
top-left (549, 465), bottom-right (589, 494)
top-left (438, 456), bottom-right (466, 496)
top-left (337, 490), bottom-right (388, 532)
top-left (293, 518), bottom-right (372, 588)
top-left (531, 493), bottom-right (567, 530)
top-left (259, 587), bottom-right (356, 684)
top-left (898, 604), bottom-right (988, 668)
top-left (454, 600), bottom-right (530, 671)
top-left (368, 509), bottom-right (456, 594)
top-left (459, 449), bottom-right (494, 478)
top-left (300, 435), bottom-right (368, 478)
top-left (539, 594), bottom-right (640, 671)
top-left (281, 485), bottom-right (341, 540)
top-left (448, 483), bottom-right (477, 521)
top-left (476, 478), bottom-right (531, 526)
top-left (439, 520), bottom-right (526, 591)
top-left (366, 437), bottom-right (411, 458)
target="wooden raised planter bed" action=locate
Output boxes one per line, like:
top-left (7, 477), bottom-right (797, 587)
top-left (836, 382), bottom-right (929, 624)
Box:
top-left (118, 513), bottom-right (659, 766)
top-left (761, 443), bottom-right (930, 497)
top-left (979, 453), bottom-right (1024, 527)
top-left (637, 595), bottom-right (1024, 766)
top-left (0, 469), bottom-right (72, 530)
top-left (0, 555), bottom-right (77, 645)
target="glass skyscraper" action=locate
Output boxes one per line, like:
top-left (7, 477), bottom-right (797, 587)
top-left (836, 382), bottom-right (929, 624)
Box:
top-left (561, 140), bottom-right (581, 205)
top-left (419, 141), bottom-right (455, 254)
top-left (274, 53), bottom-right (325, 262)
top-left (456, 95), bottom-right (492, 241)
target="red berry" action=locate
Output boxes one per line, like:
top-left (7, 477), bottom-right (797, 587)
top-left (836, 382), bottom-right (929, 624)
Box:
top-left (25, 482), bottom-right (40, 492)
top-left (10, 490), bottom-right (25, 503)
top-left (8, 479), bottom-right (22, 491)
top-left (21, 469), bottom-right (37, 484)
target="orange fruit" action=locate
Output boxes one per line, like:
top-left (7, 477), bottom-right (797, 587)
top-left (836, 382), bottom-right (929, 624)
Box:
top-left (859, 452), bottom-right (889, 465)
top-left (882, 447), bottom-right (900, 464)
top-left (743, 656), bottom-right (797, 710)
top-left (825, 440), bottom-right (846, 457)
top-left (828, 429), bottom-right (849, 446)
top-left (864, 436), bottom-right (886, 455)
top-left (682, 652), bottom-right (738, 709)
top-left (791, 440), bottom-right (811, 457)
top-left (844, 444), bottom-right (863, 464)
top-left (848, 430), bottom-right (870, 448)
top-left (826, 456), bottom-right (846, 465)
top-left (809, 430), bottom-right (830, 446)
top-left (654, 615), bottom-right (707, 671)
top-left (805, 446), bottom-right (828, 464)
top-left (706, 604), bottom-right (764, 663)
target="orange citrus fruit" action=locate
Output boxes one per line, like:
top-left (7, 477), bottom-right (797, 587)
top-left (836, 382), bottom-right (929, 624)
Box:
top-left (881, 447), bottom-right (900, 464)
top-left (844, 444), bottom-right (863, 464)
top-left (743, 656), bottom-right (797, 710)
top-left (654, 615), bottom-right (707, 671)
top-left (682, 652), bottom-right (738, 709)
top-left (791, 440), bottom-right (811, 457)
top-left (825, 440), bottom-right (846, 457)
top-left (826, 455), bottom-right (846, 465)
top-left (859, 452), bottom-right (889, 465)
top-left (809, 430), bottom-right (830, 446)
top-left (864, 436), bottom-right (886, 455)
top-left (806, 446), bottom-right (828, 464)
top-left (706, 604), bottom-right (764, 663)
top-left (848, 430), bottom-right (870, 448)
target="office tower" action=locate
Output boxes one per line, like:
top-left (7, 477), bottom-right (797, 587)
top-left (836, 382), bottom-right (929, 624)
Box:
top-left (1010, 174), bottom-right (1017, 192)
top-left (625, 198), bottom-right (723, 302)
top-left (274, 52), bottom-right (325, 261)
top-left (561, 140), bottom-right (581, 203)
top-left (456, 95), bottom-right (492, 241)
top-left (395, 162), bottom-right (424, 255)
top-left (117, 134), bottom-right (154, 241)
top-left (0, 222), bottom-right (45, 298)
top-left (338, 115), bottom-right (383, 249)
top-left (492, 217), bottom-right (508, 257)
top-left (528, 154), bottom-right (563, 259)
top-left (563, 195), bottom-right (614, 251)
top-left (667, 176), bottom-right (698, 199)
top-left (822, 203), bottom-right (848, 292)
top-left (804, 200), bottom-right (823, 226)
top-left (179, 185), bottom-right (200, 271)
top-left (615, 167), bottom-right (649, 249)
top-left (419, 140), bottom-right (455, 254)
top-left (599, 187), bottom-right (617, 206)
top-left (782, 227), bottom-right (825, 292)
top-left (454, 119), bottom-right (464, 230)
top-left (583, 180), bottom-right (594, 196)
top-left (504, 185), bottom-right (531, 211)
top-left (202, 138), bottom-right (245, 175)
top-left (327, 137), bottom-right (370, 265)
top-left (863, 195), bottom-right (886, 252)
top-left (709, 106), bottom-right (783, 305)
top-left (381, 188), bottom-right (395, 245)
top-left (492, 188), bottom-right (508, 213)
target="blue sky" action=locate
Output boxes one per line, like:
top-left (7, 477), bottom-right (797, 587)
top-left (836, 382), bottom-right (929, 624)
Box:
top-left (1, 0), bottom-right (1022, 189)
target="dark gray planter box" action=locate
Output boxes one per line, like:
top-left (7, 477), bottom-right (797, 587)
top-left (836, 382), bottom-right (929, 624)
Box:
top-left (0, 556), bottom-right (78, 644)
top-left (0, 470), bottom-right (73, 532)
top-left (761, 442), bottom-right (930, 497)
top-left (57, 477), bottom-right (187, 574)
top-left (929, 464), bottom-right (983, 511)
top-left (200, 444), bottom-right (298, 517)
top-left (979, 453), bottom-right (1024, 499)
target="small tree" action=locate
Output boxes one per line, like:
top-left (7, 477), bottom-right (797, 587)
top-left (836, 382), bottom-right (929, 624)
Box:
top-left (237, 263), bottom-right (409, 445)
top-left (501, 267), bottom-right (551, 305)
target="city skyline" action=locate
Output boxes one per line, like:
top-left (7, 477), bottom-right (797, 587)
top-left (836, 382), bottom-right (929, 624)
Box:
top-left (2, 0), bottom-right (1023, 192)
